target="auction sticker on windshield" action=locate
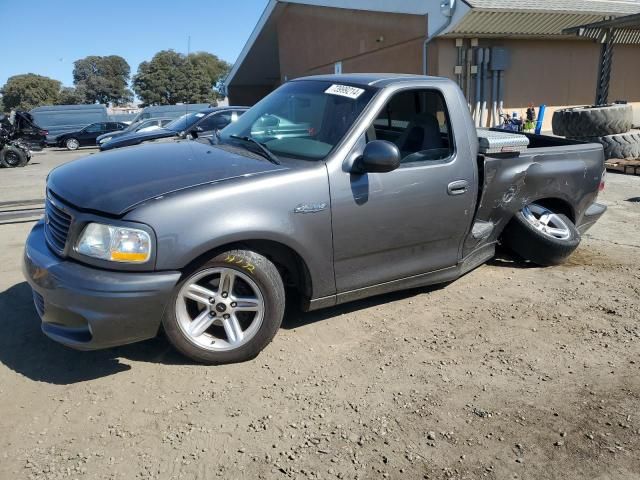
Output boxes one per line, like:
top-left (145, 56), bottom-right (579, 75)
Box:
top-left (325, 84), bottom-right (365, 100)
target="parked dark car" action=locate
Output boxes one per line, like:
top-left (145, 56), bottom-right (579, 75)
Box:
top-left (96, 118), bottom-right (173, 147)
top-left (99, 107), bottom-right (247, 151)
top-left (128, 104), bottom-right (212, 124)
top-left (55, 122), bottom-right (128, 150)
top-left (30, 104), bottom-right (109, 144)
top-left (24, 74), bottom-right (606, 364)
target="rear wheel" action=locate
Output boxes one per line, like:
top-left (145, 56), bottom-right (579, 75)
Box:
top-left (0, 145), bottom-right (29, 167)
top-left (162, 249), bottom-right (285, 364)
top-left (65, 138), bottom-right (79, 150)
top-left (502, 203), bottom-right (580, 266)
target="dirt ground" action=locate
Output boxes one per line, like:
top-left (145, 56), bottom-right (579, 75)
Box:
top-left (0, 150), bottom-right (639, 480)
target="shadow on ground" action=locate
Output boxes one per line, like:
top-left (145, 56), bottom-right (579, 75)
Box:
top-left (0, 282), bottom-right (189, 385)
top-left (0, 250), bottom-right (528, 385)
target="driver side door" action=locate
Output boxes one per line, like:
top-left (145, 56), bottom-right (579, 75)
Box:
top-left (329, 87), bottom-right (477, 294)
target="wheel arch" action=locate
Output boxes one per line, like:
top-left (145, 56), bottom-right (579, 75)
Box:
top-left (497, 196), bottom-right (577, 243)
top-left (529, 197), bottom-right (576, 223)
top-left (181, 239), bottom-right (314, 301)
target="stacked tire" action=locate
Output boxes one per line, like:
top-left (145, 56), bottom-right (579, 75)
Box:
top-left (552, 104), bottom-right (640, 160)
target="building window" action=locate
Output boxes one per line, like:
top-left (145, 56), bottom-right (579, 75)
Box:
top-left (334, 61), bottom-right (342, 74)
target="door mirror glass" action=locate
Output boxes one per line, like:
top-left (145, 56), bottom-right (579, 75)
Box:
top-left (258, 114), bottom-right (280, 129)
top-left (352, 140), bottom-right (401, 174)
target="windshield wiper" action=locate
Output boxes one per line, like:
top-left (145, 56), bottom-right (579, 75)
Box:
top-left (230, 135), bottom-right (280, 165)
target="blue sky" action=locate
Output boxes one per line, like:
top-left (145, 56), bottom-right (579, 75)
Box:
top-left (0, 0), bottom-right (268, 87)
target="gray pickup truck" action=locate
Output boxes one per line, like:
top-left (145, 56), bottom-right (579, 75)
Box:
top-left (23, 74), bottom-right (606, 364)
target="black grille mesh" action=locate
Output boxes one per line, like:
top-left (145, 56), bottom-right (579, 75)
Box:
top-left (44, 196), bottom-right (72, 254)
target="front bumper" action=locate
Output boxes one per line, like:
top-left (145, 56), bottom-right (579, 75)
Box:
top-left (577, 202), bottom-right (607, 234)
top-left (23, 221), bottom-right (181, 350)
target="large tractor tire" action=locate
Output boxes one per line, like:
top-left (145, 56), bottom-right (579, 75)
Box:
top-left (578, 130), bottom-right (640, 160)
top-left (552, 104), bottom-right (633, 138)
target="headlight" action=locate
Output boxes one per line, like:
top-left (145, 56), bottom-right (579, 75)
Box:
top-left (75, 223), bottom-right (151, 263)
top-left (99, 137), bottom-right (112, 144)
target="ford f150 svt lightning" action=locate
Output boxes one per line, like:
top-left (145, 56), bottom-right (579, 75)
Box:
top-left (23, 74), bottom-right (607, 364)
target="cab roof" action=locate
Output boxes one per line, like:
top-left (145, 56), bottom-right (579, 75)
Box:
top-left (292, 73), bottom-right (450, 88)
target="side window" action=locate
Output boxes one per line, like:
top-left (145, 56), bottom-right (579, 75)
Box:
top-left (369, 89), bottom-right (453, 164)
top-left (231, 110), bottom-right (245, 123)
top-left (84, 123), bottom-right (103, 133)
top-left (199, 112), bottom-right (231, 131)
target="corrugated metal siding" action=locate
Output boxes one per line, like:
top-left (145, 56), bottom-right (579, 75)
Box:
top-left (579, 28), bottom-right (640, 44)
top-left (465, 0), bottom-right (640, 15)
top-left (449, 11), bottom-right (613, 36)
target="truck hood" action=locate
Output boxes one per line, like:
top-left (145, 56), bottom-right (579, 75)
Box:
top-left (48, 140), bottom-right (286, 216)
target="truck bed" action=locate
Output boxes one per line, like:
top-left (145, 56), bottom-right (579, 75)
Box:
top-left (464, 130), bottom-right (605, 260)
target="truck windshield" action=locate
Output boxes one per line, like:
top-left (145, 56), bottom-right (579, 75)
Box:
top-left (219, 80), bottom-right (376, 160)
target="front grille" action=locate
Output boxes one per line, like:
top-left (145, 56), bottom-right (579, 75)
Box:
top-left (33, 290), bottom-right (45, 316)
top-left (44, 194), bottom-right (72, 254)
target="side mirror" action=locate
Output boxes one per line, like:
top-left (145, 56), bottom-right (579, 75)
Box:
top-left (258, 114), bottom-right (280, 129)
top-left (352, 140), bottom-right (401, 174)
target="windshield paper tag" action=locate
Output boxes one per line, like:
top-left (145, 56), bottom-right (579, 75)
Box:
top-left (325, 84), bottom-right (365, 100)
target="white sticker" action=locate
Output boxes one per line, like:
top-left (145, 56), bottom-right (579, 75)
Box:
top-left (325, 84), bottom-right (365, 100)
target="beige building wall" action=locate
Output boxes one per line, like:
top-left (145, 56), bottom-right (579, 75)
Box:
top-left (432, 37), bottom-right (640, 130)
top-left (231, 5), bottom-right (640, 130)
top-left (276, 4), bottom-right (425, 81)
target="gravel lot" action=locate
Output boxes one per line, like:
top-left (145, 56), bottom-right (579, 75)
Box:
top-left (0, 149), bottom-right (639, 480)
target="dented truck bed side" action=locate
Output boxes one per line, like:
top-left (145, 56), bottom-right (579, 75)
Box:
top-left (463, 135), bottom-right (605, 259)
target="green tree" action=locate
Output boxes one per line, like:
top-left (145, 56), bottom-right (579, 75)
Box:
top-left (189, 52), bottom-right (231, 98)
top-left (73, 55), bottom-right (133, 106)
top-left (56, 86), bottom-right (87, 105)
top-left (1, 73), bottom-right (61, 111)
top-left (133, 50), bottom-right (227, 106)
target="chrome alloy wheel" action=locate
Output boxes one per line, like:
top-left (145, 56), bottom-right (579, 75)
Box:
top-left (66, 138), bottom-right (79, 150)
top-left (176, 267), bottom-right (265, 352)
top-left (521, 203), bottom-right (571, 240)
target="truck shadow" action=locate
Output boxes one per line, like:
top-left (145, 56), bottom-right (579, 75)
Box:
top-left (282, 284), bottom-right (447, 330)
top-left (1, 251), bottom-right (527, 385)
top-left (1, 281), bottom-right (450, 384)
top-left (486, 247), bottom-right (537, 269)
top-left (0, 282), bottom-right (189, 385)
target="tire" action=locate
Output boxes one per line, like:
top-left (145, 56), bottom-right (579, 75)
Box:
top-left (65, 138), bottom-right (80, 151)
top-left (552, 104), bottom-right (632, 138)
top-left (577, 130), bottom-right (640, 160)
top-left (0, 145), bottom-right (29, 168)
top-left (502, 203), bottom-right (581, 266)
top-left (162, 249), bottom-right (285, 364)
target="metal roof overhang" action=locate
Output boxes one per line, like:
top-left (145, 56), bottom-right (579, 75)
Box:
top-left (563, 12), bottom-right (640, 44)
top-left (225, 0), bottom-right (284, 90)
top-left (443, 10), bottom-right (623, 38)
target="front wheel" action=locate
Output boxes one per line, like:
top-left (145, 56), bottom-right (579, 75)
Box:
top-left (0, 145), bottom-right (29, 167)
top-left (502, 203), bottom-right (580, 266)
top-left (162, 250), bottom-right (285, 364)
top-left (65, 138), bottom-right (79, 150)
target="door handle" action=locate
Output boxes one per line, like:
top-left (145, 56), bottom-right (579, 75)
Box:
top-left (447, 180), bottom-right (469, 196)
